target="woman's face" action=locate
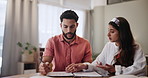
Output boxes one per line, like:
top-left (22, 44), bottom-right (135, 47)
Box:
top-left (107, 25), bottom-right (119, 42)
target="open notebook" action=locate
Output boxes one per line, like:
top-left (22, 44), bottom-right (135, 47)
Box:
top-left (47, 71), bottom-right (102, 77)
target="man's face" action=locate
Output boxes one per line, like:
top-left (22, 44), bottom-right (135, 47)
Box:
top-left (60, 18), bottom-right (78, 40)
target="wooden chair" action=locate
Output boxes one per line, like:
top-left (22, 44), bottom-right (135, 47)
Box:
top-left (36, 48), bottom-right (44, 72)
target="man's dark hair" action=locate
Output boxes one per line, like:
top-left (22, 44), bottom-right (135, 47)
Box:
top-left (60, 10), bottom-right (79, 22)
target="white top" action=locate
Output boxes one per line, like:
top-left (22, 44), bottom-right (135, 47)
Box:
top-left (85, 42), bottom-right (147, 76)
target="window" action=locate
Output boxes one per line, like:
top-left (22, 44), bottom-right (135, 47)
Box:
top-left (0, 0), bottom-right (7, 73)
top-left (38, 4), bottom-right (86, 48)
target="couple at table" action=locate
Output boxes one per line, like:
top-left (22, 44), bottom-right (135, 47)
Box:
top-left (39, 10), bottom-right (147, 76)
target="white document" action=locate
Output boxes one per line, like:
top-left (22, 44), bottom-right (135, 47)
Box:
top-left (30, 76), bottom-right (50, 78)
top-left (110, 75), bottom-right (138, 78)
top-left (47, 72), bottom-right (73, 77)
top-left (73, 71), bottom-right (102, 77)
top-left (47, 71), bottom-right (102, 77)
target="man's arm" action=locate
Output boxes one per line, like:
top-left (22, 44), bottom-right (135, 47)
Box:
top-left (42, 56), bottom-right (53, 63)
top-left (83, 42), bottom-right (93, 63)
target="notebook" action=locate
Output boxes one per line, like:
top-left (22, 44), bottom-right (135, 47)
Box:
top-left (47, 72), bottom-right (73, 77)
top-left (47, 71), bottom-right (102, 77)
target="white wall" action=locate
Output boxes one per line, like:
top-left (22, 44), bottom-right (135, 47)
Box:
top-left (39, 0), bottom-right (91, 10)
top-left (92, 0), bottom-right (106, 9)
top-left (93, 0), bottom-right (148, 54)
top-left (39, 0), bottom-right (107, 10)
top-left (92, 6), bottom-right (105, 54)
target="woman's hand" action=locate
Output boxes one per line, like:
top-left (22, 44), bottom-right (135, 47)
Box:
top-left (96, 63), bottom-right (115, 73)
top-left (65, 63), bottom-right (88, 73)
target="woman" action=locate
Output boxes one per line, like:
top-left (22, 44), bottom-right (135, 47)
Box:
top-left (65, 17), bottom-right (147, 76)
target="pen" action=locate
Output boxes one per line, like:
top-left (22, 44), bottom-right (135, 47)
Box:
top-left (40, 58), bottom-right (50, 66)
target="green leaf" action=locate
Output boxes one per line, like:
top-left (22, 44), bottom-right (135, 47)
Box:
top-left (17, 42), bottom-right (37, 54)
top-left (33, 47), bottom-right (37, 52)
top-left (17, 42), bottom-right (23, 48)
top-left (29, 50), bottom-right (32, 54)
top-left (26, 42), bottom-right (31, 46)
top-left (25, 46), bottom-right (28, 50)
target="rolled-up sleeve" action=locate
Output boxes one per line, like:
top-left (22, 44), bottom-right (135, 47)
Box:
top-left (43, 38), bottom-right (54, 57)
top-left (121, 46), bottom-right (147, 76)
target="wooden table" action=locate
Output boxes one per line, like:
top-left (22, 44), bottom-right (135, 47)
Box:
top-left (2, 73), bottom-right (109, 78)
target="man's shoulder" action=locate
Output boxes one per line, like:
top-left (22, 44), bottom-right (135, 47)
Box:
top-left (48, 34), bottom-right (61, 42)
top-left (52, 34), bottom-right (61, 39)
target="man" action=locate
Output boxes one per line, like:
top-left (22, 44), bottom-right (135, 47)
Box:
top-left (39, 10), bottom-right (92, 75)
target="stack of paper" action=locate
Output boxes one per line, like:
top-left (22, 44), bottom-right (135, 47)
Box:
top-left (30, 76), bottom-right (49, 78)
top-left (74, 71), bottom-right (102, 77)
top-left (110, 75), bottom-right (138, 78)
top-left (47, 72), bottom-right (73, 77)
top-left (47, 71), bottom-right (102, 77)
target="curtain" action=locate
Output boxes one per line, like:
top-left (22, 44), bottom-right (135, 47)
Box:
top-left (1, 0), bottom-right (38, 76)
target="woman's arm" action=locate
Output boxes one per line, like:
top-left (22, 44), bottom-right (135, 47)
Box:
top-left (121, 45), bottom-right (147, 76)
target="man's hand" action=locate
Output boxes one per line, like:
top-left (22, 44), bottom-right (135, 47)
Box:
top-left (65, 63), bottom-right (88, 73)
top-left (39, 62), bottom-right (52, 75)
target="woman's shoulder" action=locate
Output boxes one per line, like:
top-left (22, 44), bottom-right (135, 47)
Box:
top-left (105, 41), bottom-right (117, 47)
top-left (104, 42), bottom-right (118, 49)
top-left (106, 41), bottom-right (114, 45)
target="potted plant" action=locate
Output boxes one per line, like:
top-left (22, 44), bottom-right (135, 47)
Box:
top-left (17, 42), bottom-right (37, 63)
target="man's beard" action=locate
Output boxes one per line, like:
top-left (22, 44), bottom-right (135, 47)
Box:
top-left (62, 30), bottom-right (76, 40)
